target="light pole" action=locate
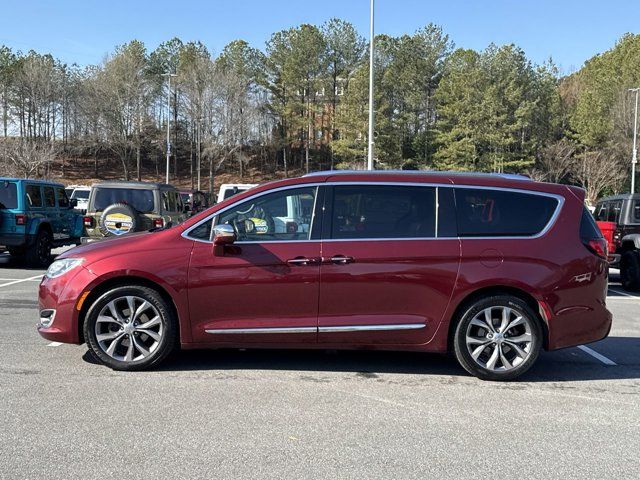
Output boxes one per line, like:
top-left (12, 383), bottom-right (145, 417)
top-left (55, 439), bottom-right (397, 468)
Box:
top-left (163, 72), bottom-right (177, 184)
top-left (367, 0), bottom-right (375, 170)
top-left (630, 88), bottom-right (639, 194)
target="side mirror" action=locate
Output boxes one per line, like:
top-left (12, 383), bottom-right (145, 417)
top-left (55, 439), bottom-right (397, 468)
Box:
top-left (183, 204), bottom-right (191, 213)
top-left (69, 198), bottom-right (78, 208)
top-left (213, 224), bottom-right (236, 246)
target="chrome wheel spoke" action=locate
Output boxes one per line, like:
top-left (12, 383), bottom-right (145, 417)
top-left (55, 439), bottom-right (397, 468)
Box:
top-left (136, 328), bottom-right (161, 342)
top-left (96, 295), bottom-right (163, 363)
top-left (485, 346), bottom-right (500, 370)
top-left (483, 308), bottom-right (495, 332)
top-left (498, 344), bottom-right (512, 369)
top-left (506, 332), bottom-right (531, 344)
top-left (499, 307), bottom-right (511, 332)
top-left (504, 340), bottom-right (528, 359)
top-left (471, 342), bottom-right (492, 360)
top-left (470, 317), bottom-right (493, 333)
top-left (505, 315), bottom-right (525, 332)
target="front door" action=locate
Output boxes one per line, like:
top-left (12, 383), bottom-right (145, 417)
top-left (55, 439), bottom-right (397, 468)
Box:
top-left (187, 186), bottom-right (322, 344)
top-left (318, 184), bottom-right (461, 345)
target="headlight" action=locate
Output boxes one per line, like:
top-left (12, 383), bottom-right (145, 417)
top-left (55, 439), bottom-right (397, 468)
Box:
top-left (45, 258), bottom-right (84, 279)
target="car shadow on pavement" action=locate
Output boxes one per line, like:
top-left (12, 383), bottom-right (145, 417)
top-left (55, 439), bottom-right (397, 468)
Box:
top-left (81, 335), bottom-right (640, 382)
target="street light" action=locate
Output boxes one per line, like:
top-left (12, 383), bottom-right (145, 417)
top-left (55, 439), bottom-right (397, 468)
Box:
top-left (629, 88), bottom-right (640, 194)
top-left (367, 0), bottom-right (375, 171)
top-left (163, 72), bottom-right (177, 184)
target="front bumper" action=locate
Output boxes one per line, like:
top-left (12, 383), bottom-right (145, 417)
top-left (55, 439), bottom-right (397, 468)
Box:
top-left (37, 266), bottom-right (98, 344)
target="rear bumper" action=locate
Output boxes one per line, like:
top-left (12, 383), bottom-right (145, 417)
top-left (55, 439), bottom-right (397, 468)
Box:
top-left (547, 302), bottom-right (613, 350)
top-left (0, 233), bottom-right (30, 247)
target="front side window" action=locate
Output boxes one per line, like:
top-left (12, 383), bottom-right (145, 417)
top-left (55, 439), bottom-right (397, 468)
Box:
top-left (190, 219), bottom-right (213, 241)
top-left (330, 185), bottom-right (436, 239)
top-left (594, 203), bottom-right (608, 221)
top-left (633, 200), bottom-right (640, 223)
top-left (455, 188), bottom-right (558, 237)
top-left (71, 189), bottom-right (89, 200)
top-left (56, 187), bottom-right (70, 208)
top-left (43, 187), bottom-right (56, 208)
top-left (93, 188), bottom-right (155, 213)
top-left (217, 187), bottom-right (317, 242)
top-left (26, 185), bottom-right (43, 208)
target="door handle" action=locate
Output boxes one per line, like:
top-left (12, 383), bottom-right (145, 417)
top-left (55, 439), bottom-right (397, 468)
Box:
top-left (327, 255), bottom-right (354, 265)
top-left (286, 256), bottom-right (320, 266)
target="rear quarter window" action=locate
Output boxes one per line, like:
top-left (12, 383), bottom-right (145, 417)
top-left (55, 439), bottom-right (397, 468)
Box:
top-left (0, 181), bottom-right (18, 209)
top-left (455, 188), bottom-right (558, 237)
top-left (26, 185), bottom-right (43, 208)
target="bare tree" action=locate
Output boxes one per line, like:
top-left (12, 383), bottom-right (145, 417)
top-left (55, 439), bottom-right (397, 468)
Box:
top-left (571, 148), bottom-right (627, 205)
top-left (529, 139), bottom-right (577, 183)
top-left (0, 139), bottom-right (56, 177)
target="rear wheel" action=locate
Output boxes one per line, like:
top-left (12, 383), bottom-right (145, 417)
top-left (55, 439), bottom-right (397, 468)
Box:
top-left (453, 295), bottom-right (542, 381)
top-left (84, 285), bottom-right (177, 371)
top-left (620, 250), bottom-right (640, 292)
top-left (25, 229), bottom-right (52, 268)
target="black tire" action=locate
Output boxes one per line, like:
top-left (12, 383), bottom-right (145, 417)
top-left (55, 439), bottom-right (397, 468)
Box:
top-left (620, 250), bottom-right (640, 292)
top-left (7, 245), bottom-right (26, 258)
top-left (25, 229), bottom-right (52, 268)
top-left (99, 203), bottom-right (139, 237)
top-left (84, 285), bottom-right (177, 371)
top-left (453, 295), bottom-right (543, 381)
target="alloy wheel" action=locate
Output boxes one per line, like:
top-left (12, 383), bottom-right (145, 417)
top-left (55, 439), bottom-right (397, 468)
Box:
top-left (465, 306), bottom-right (533, 372)
top-left (94, 295), bottom-right (163, 362)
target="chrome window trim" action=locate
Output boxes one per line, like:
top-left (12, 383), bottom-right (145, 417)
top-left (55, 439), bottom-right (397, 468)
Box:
top-left (182, 180), bottom-right (565, 243)
top-left (205, 323), bottom-right (425, 334)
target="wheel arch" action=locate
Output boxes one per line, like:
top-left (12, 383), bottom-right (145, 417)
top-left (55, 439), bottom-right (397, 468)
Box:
top-left (446, 285), bottom-right (549, 353)
top-left (77, 275), bottom-right (180, 345)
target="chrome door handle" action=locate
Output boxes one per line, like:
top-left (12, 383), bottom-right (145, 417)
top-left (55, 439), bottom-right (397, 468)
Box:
top-left (286, 257), bottom-right (319, 266)
top-left (328, 255), bottom-right (354, 265)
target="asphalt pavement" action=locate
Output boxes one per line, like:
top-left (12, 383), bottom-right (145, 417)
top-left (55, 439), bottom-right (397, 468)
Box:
top-left (0, 254), bottom-right (639, 479)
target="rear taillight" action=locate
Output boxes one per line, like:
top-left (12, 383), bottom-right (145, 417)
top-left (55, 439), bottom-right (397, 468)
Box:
top-left (83, 216), bottom-right (94, 228)
top-left (15, 214), bottom-right (26, 225)
top-left (584, 238), bottom-right (608, 259)
top-left (153, 218), bottom-right (164, 229)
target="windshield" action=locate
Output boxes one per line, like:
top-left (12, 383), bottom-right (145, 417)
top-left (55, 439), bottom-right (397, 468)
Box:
top-left (223, 187), bottom-right (248, 200)
top-left (0, 181), bottom-right (18, 209)
top-left (180, 193), bottom-right (191, 203)
top-left (93, 188), bottom-right (155, 213)
top-left (71, 190), bottom-right (90, 200)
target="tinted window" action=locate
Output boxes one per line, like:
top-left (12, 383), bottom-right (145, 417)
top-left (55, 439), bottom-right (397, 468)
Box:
top-left (455, 188), bottom-right (558, 237)
top-left (26, 185), bottom-right (43, 208)
top-left (437, 187), bottom-right (457, 237)
top-left (0, 181), bottom-right (18, 209)
top-left (223, 187), bottom-right (248, 200)
top-left (330, 185), bottom-right (436, 239)
top-left (634, 201), bottom-right (640, 223)
top-left (56, 187), bottom-right (70, 208)
top-left (71, 189), bottom-right (89, 200)
top-left (190, 219), bottom-right (213, 241)
top-left (607, 201), bottom-right (621, 222)
top-left (594, 203), bottom-right (608, 221)
top-left (43, 187), bottom-right (56, 208)
top-left (218, 187), bottom-right (317, 242)
top-left (580, 207), bottom-right (603, 240)
top-left (93, 188), bottom-right (155, 213)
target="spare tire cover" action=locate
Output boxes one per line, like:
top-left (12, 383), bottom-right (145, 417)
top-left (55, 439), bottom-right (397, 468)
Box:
top-left (99, 203), bottom-right (138, 236)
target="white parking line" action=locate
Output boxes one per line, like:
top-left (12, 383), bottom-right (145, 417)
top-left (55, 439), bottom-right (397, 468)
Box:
top-left (47, 342), bottom-right (62, 347)
top-left (0, 275), bottom-right (42, 288)
top-left (577, 345), bottom-right (617, 366)
top-left (608, 288), bottom-right (639, 299)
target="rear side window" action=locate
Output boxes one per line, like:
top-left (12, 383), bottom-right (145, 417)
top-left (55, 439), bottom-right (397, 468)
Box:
top-left (594, 203), bottom-right (608, 221)
top-left (0, 181), bottom-right (18, 209)
top-left (26, 185), bottom-right (43, 208)
top-left (71, 189), bottom-right (89, 200)
top-left (330, 185), bottom-right (436, 239)
top-left (93, 188), bottom-right (155, 213)
top-left (634, 201), bottom-right (640, 223)
top-left (455, 188), bottom-right (558, 237)
top-left (43, 187), bottom-right (56, 208)
top-left (607, 201), bottom-right (621, 222)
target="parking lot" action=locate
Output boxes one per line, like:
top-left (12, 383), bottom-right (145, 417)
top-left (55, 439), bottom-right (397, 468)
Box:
top-left (0, 252), bottom-right (639, 479)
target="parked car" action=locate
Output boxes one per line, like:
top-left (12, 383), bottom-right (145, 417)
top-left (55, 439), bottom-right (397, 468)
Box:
top-left (216, 183), bottom-right (257, 204)
top-left (1, 178), bottom-right (83, 266)
top-left (594, 193), bottom-right (640, 291)
top-left (68, 185), bottom-right (91, 213)
top-left (81, 181), bottom-right (188, 244)
top-left (180, 190), bottom-right (208, 215)
top-left (38, 170), bottom-right (611, 380)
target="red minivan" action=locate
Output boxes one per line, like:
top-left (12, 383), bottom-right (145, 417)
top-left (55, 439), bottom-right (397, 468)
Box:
top-left (37, 171), bottom-right (612, 380)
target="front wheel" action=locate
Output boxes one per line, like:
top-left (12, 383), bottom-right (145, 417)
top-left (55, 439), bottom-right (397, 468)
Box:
top-left (453, 295), bottom-right (543, 381)
top-left (84, 286), bottom-right (178, 371)
top-left (620, 250), bottom-right (640, 292)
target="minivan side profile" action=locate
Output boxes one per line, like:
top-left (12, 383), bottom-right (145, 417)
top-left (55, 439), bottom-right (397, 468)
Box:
top-left (37, 171), bottom-right (611, 380)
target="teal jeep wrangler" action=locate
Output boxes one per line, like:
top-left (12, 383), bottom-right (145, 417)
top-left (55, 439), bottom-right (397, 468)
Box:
top-left (0, 178), bottom-right (84, 267)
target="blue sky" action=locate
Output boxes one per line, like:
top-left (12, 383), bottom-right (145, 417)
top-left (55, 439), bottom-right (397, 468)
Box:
top-left (2, 0), bottom-right (638, 73)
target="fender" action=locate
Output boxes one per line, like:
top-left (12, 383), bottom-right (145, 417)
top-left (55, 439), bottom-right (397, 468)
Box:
top-left (620, 233), bottom-right (640, 250)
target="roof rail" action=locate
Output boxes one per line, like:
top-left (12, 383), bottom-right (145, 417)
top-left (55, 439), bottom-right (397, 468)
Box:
top-left (302, 170), bottom-right (532, 181)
